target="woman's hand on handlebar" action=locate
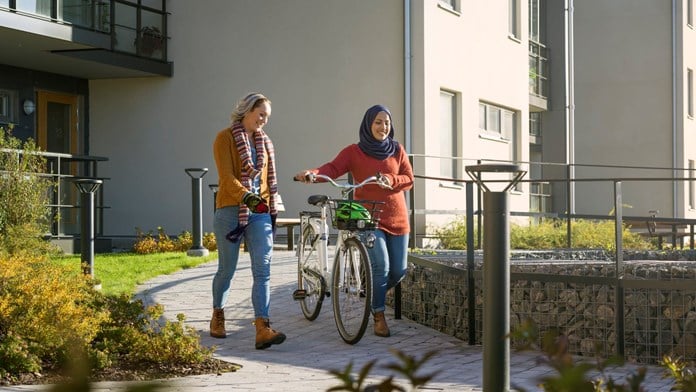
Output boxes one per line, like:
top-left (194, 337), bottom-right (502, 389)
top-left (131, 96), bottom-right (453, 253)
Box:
top-left (375, 172), bottom-right (393, 190)
top-left (293, 170), bottom-right (314, 183)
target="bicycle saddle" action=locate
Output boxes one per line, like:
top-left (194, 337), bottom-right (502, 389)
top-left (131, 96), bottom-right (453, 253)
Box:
top-left (307, 195), bottom-right (329, 206)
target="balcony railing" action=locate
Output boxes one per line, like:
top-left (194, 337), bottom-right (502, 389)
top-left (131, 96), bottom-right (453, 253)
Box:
top-left (0, 0), bottom-right (169, 61)
top-left (529, 40), bottom-right (549, 99)
top-left (1, 148), bottom-right (109, 238)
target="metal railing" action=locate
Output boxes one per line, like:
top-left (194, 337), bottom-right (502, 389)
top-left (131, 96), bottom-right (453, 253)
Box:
top-left (397, 157), bottom-right (696, 364)
top-left (0, 0), bottom-right (169, 61)
top-left (1, 148), bottom-right (109, 237)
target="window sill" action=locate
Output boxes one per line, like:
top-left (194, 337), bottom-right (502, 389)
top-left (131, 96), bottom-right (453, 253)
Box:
top-left (508, 34), bottom-right (522, 44)
top-left (439, 181), bottom-right (464, 190)
top-left (437, 2), bottom-right (461, 16)
top-left (479, 132), bottom-right (510, 144)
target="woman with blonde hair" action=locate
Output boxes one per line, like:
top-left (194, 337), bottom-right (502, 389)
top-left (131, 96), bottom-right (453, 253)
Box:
top-left (210, 92), bottom-right (285, 350)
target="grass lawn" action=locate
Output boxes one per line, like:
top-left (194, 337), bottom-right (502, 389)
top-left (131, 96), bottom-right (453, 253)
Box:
top-left (52, 251), bottom-right (218, 295)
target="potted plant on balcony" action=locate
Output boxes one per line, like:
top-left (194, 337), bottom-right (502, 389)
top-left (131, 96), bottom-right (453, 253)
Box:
top-left (136, 26), bottom-right (164, 57)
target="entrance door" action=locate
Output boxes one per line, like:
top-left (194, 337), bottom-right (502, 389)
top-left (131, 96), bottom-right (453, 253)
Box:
top-left (37, 91), bottom-right (80, 155)
top-left (37, 91), bottom-right (82, 235)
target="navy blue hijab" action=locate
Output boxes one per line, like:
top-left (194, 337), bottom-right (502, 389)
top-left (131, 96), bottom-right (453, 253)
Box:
top-left (357, 104), bottom-right (399, 160)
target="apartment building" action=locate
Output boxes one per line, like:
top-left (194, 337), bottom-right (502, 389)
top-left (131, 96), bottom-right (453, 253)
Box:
top-left (3, 0), bottom-right (691, 249)
top-left (540, 0), bottom-right (696, 222)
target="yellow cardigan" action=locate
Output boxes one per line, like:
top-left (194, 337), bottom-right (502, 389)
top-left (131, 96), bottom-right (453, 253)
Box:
top-left (213, 127), bottom-right (271, 210)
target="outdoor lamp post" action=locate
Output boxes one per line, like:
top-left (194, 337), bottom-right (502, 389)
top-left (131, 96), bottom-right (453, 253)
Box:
top-left (185, 168), bottom-right (209, 257)
top-left (465, 164), bottom-right (526, 392)
top-left (73, 178), bottom-right (103, 280)
top-left (209, 183), bottom-right (219, 212)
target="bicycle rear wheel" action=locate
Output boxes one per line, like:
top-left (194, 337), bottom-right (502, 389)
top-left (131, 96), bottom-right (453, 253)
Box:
top-left (332, 237), bottom-right (372, 344)
top-left (298, 224), bottom-right (325, 321)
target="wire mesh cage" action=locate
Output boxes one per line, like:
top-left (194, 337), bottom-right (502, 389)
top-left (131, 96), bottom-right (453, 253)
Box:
top-left (329, 199), bottom-right (384, 231)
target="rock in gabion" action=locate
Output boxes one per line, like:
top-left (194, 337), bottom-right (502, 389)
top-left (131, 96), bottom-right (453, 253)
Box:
top-left (389, 249), bottom-right (696, 364)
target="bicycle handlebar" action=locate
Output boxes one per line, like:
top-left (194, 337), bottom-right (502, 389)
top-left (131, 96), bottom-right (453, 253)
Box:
top-left (293, 172), bottom-right (392, 196)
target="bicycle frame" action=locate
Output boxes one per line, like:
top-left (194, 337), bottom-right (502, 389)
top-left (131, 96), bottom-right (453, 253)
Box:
top-left (293, 173), bottom-right (389, 344)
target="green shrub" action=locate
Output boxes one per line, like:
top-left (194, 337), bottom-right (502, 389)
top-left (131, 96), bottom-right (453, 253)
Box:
top-left (0, 124), bottom-right (57, 257)
top-left (132, 227), bottom-right (216, 254)
top-left (0, 254), bottom-right (110, 377)
top-left (434, 217), bottom-right (652, 251)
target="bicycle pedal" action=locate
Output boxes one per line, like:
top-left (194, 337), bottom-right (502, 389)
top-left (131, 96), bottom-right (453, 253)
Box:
top-left (292, 289), bottom-right (307, 300)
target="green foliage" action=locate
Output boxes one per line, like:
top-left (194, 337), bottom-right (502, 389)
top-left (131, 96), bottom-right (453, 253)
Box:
top-left (132, 227), bottom-right (216, 254)
top-left (433, 216), bottom-right (471, 249)
top-left (510, 320), bottom-right (696, 392)
top-left (0, 254), bottom-right (110, 378)
top-left (96, 297), bottom-right (212, 366)
top-left (0, 124), bottom-right (57, 256)
top-left (435, 217), bottom-right (652, 251)
top-left (660, 355), bottom-right (696, 391)
top-left (328, 349), bottom-right (439, 392)
top-left (0, 251), bottom-right (223, 384)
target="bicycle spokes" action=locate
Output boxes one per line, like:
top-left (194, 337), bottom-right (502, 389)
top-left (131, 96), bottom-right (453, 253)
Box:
top-left (332, 237), bottom-right (371, 344)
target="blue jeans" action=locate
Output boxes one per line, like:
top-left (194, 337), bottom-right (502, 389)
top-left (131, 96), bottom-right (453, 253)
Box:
top-left (365, 230), bottom-right (409, 313)
top-left (212, 206), bottom-right (273, 318)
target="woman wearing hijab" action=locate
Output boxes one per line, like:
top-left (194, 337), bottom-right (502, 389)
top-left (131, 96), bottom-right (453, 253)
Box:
top-left (211, 92), bottom-right (286, 350)
top-left (294, 104), bottom-right (414, 337)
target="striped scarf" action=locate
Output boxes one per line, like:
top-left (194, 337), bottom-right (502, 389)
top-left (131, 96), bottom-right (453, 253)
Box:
top-left (232, 122), bottom-right (278, 227)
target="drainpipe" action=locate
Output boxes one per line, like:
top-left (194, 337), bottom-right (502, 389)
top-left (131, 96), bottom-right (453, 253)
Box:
top-left (564, 0), bottom-right (575, 215)
top-left (404, 0), bottom-right (412, 153)
top-left (672, 0), bottom-right (678, 217)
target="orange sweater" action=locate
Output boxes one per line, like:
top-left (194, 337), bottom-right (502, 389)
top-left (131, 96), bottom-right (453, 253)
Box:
top-left (213, 127), bottom-right (271, 209)
top-left (312, 144), bottom-right (413, 235)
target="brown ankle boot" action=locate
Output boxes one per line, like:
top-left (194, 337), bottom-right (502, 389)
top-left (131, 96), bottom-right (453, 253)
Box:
top-left (254, 317), bottom-right (286, 350)
top-left (210, 308), bottom-right (226, 338)
top-left (373, 311), bottom-right (390, 337)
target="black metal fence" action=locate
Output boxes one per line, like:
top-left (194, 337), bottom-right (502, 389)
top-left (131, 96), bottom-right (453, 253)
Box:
top-left (398, 157), bottom-right (696, 365)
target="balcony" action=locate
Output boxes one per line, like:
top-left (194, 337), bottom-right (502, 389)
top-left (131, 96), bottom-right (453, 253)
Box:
top-left (529, 40), bottom-right (548, 111)
top-left (0, 0), bottom-right (171, 78)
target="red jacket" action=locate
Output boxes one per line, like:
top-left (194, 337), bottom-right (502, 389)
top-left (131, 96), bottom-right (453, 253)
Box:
top-left (312, 144), bottom-right (413, 235)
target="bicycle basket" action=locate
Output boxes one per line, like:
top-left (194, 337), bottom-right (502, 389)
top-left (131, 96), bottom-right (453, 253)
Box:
top-left (330, 200), bottom-right (383, 231)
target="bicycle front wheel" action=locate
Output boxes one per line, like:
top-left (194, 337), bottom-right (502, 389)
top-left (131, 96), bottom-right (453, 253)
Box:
top-left (332, 237), bottom-right (372, 344)
top-left (298, 224), bottom-right (325, 321)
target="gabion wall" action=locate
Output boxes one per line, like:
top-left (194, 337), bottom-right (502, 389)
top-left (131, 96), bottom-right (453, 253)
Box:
top-left (389, 251), bottom-right (696, 365)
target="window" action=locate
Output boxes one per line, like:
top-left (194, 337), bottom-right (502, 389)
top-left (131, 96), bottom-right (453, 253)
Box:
top-left (689, 0), bottom-right (694, 27)
top-left (529, 0), bottom-right (541, 42)
top-left (690, 160), bottom-right (695, 209)
top-left (509, 0), bottom-right (520, 39)
top-left (689, 68), bottom-right (694, 118)
top-left (440, 90), bottom-right (459, 181)
top-left (479, 102), bottom-right (516, 140)
top-left (0, 89), bottom-right (18, 124)
top-left (529, 112), bottom-right (542, 138)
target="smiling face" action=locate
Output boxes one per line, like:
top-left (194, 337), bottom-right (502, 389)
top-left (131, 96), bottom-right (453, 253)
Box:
top-left (241, 100), bottom-right (271, 133)
top-left (370, 111), bottom-right (391, 141)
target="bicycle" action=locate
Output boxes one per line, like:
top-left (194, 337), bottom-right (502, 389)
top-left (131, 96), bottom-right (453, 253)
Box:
top-left (292, 173), bottom-right (389, 344)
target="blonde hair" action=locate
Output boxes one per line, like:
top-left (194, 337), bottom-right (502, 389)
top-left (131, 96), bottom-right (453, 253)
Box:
top-left (231, 92), bottom-right (271, 123)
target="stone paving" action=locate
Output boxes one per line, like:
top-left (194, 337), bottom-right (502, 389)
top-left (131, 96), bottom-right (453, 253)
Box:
top-left (0, 248), bottom-right (677, 391)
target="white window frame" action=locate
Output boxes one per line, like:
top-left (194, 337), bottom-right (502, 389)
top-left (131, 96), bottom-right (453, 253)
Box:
top-left (509, 0), bottom-right (520, 39)
top-left (438, 0), bottom-right (459, 13)
top-left (440, 90), bottom-right (460, 184)
top-left (479, 102), bottom-right (515, 141)
top-left (689, 68), bottom-right (694, 118)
